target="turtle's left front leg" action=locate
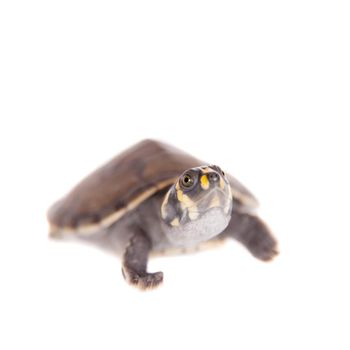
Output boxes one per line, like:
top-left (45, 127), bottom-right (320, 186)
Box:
top-left (122, 227), bottom-right (163, 289)
top-left (224, 211), bottom-right (279, 261)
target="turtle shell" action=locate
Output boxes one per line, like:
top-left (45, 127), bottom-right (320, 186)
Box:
top-left (48, 139), bottom-right (258, 235)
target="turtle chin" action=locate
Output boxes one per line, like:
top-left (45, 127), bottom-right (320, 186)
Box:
top-left (160, 172), bottom-right (233, 247)
top-left (164, 198), bottom-right (233, 248)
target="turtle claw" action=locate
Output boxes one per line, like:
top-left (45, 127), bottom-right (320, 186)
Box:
top-left (122, 268), bottom-right (164, 290)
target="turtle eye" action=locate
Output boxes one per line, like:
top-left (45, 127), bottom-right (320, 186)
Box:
top-left (181, 173), bottom-right (194, 188)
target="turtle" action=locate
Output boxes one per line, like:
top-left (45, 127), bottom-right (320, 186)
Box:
top-left (48, 139), bottom-right (278, 289)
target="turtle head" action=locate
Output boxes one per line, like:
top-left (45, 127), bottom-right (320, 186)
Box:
top-left (161, 165), bottom-right (233, 246)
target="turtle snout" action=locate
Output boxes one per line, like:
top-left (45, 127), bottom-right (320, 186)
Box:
top-left (208, 172), bottom-right (220, 184)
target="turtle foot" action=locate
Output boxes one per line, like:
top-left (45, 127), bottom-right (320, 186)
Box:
top-left (122, 268), bottom-right (164, 290)
top-left (249, 234), bottom-right (279, 262)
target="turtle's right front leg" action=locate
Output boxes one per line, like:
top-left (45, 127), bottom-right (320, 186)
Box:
top-left (122, 228), bottom-right (163, 290)
top-left (224, 211), bottom-right (279, 261)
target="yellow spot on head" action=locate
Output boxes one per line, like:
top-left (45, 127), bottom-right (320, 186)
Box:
top-left (181, 193), bottom-right (195, 209)
top-left (176, 189), bottom-right (195, 209)
top-left (219, 178), bottom-right (225, 190)
top-left (170, 217), bottom-right (180, 226)
top-left (209, 195), bottom-right (221, 208)
top-left (200, 175), bottom-right (209, 190)
top-left (201, 167), bottom-right (211, 174)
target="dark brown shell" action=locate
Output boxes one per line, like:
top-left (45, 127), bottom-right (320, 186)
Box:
top-left (48, 139), bottom-right (257, 234)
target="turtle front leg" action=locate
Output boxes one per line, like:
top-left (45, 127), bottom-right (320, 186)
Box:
top-left (224, 212), bottom-right (279, 261)
top-left (122, 228), bottom-right (163, 289)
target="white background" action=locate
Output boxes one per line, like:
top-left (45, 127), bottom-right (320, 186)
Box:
top-left (1, 1), bottom-right (349, 349)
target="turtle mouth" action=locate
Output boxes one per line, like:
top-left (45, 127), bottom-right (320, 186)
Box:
top-left (188, 187), bottom-right (232, 216)
top-left (167, 187), bottom-right (233, 246)
top-left (164, 184), bottom-right (233, 246)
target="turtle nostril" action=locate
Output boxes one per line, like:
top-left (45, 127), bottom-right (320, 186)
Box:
top-left (208, 172), bottom-right (219, 183)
